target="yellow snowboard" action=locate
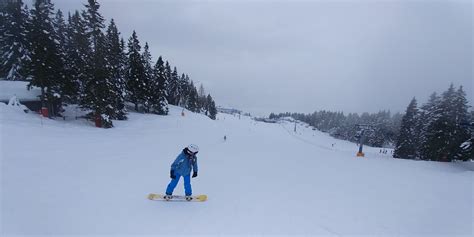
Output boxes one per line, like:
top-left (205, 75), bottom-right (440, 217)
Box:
top-left (148, 193), bottom-right (207, 202)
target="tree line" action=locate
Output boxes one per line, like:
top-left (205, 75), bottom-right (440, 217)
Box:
top-left (270, 110), bottom-right (402, 148)
top-left (270, 84), bottom-right (472, 162)
top-left (0, 0), bottom-right (217, 128)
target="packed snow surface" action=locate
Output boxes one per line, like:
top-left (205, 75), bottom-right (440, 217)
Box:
top-left (1, 104), bottom-right (472, 236)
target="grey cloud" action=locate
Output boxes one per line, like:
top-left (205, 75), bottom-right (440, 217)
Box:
top-left (52, 0), bottom-right (472, 116)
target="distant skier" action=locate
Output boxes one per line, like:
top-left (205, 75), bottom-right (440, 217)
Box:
top-left (224, 135), bottom-right (227, 141)
top-left (164, 144), bottom-right (199, 201)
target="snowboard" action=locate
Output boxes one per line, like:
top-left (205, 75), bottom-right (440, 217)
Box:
top-left (147, 193), bottom-right (208, 202)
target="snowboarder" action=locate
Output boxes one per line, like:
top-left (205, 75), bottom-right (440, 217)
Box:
top-left (164, 144), bottom-right (199, 201)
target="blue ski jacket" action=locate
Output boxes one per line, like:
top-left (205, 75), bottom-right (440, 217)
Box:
top-left (171, 151), bottom-right (198, 176)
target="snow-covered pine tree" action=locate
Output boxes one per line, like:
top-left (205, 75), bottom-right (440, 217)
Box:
top-left (177, 74), bottom-right (191, 108)
top-left (64, 11), bottom-right (90, 103)
top-left (118, 38), bottom-right (128, 116)
top-left (186, 80), bottom-right (199, 112)
top-left (163, 60), bottom-right (172, 103)
top-left (105, 19), bottom-right (127, 120)
top-left (419, 92), bottom-right (442, 160)
top-left (83, 0), bottom-right (104, 53)
top-left (451, 86), bottom-right (471, 161)
top-left (469, 112), bottom-right (474, 158)
top-left (1, 0), bottom-right (30, 80)
top-left (0, 5), bottom-right (4, 56)
top-left (393, 97), bottom-right (419, 159)
top-left (198, 83), bottom-right (207, 113)
top-left (80, 33), bottom-right (114, 127)
top-left (141, 42), bottom-right (153, 113)
top-left (420, 85), bottom-right (466, 161)
top-left (53, 9), bottom-right (67, 58)
top-left (82, 0), bottom-right (116, 128)
top-left (126, 30), bottom-right (147, 112)
top-left (52, 9), bottom-right (77, 104)
top-left (151, 56), bottom-right (169, 115)
top-left (206, 94), bottom-right (217, 120)
top-left (28, 0), bottom-right (64, 116)
top-left (166, 66), bottom-right (180, 105)
top-left (173, 67), bottom-right (181, 106)
top-left (435, 84), bottom-right (460, 161)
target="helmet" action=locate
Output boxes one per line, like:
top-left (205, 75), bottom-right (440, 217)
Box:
top-left (186, 144), bottom-right (199, 154)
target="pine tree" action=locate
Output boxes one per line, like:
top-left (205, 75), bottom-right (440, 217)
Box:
top-left (83, 0), bottom-right (104, 52)
top-left (52, 9), bottom-right (76, 103)
top-left (451, 86), bottom-right (471, 160)
top-left (151, 56), bottom-right (168, 115)
top-left (0, 6), bottom-right (4, 58)
top-left (53, 9), bottom-right (67, 56)
top-left (141, 42), bottom-right (153, 113)
top-left (126, 30), bottom-right (147, 112)
top-left (105, 19), bottom-right (127, 120)
top-left (81, 33), bottom-right (115, 127)
top-left (28, 0), bottom-right (64, 116)
top-left (178, 74), bottom-right (190, 107)
top-left (393, 97), bottom-right (419, 159)
top-left (198, 83), bottom-right (206, 112)
top-left (419, 92), bottom-right (442, 160)
top-left (1, 0), bottom-right (30, 80)
top-left (64, 11), bottom-right (89, 103)
top-left (436, 84), bottom-right (458, 161)
top-left (186, 81), bottom-right (199, 112)
top-left (420, 85), bottom-right (465, 161)
top-left (457, 110), bottom-right (473, 161)
top-left (206, 94), bottom-right (217, 120)
top-left (177, 73), bottom-right (186, 107)
top-left (163, 60), bottom-right (172, 104)
top-left (82, 0), bottom-right (116, 127)
top-left (166, 66), bottom-right (180, 105)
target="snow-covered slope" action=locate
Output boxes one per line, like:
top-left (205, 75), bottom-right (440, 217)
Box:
top-left (0, 81), bottom-right (41, 101)
top-left (1, 104), bottom-right (472, 236)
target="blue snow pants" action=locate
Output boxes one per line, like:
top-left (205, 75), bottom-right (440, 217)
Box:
top-left (166, 175), bottom-right (192, 196)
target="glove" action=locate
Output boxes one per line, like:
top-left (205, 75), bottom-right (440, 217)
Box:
top-left (192, 171), bottom-right (198, 178)
top-left (170, 170), bottom-right (176, 179)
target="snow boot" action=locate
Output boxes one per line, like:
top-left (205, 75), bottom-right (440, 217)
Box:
top-left (185, 196), bottom-right (193, 201)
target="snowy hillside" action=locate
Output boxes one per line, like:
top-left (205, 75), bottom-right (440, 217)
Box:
top-left (1, 104), bottom-right (472, 236)
top-left (0, 81), bottom-right (41, 101)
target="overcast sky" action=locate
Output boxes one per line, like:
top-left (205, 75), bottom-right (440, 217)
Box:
top-left (49, 0), bottom-right (472, 116)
